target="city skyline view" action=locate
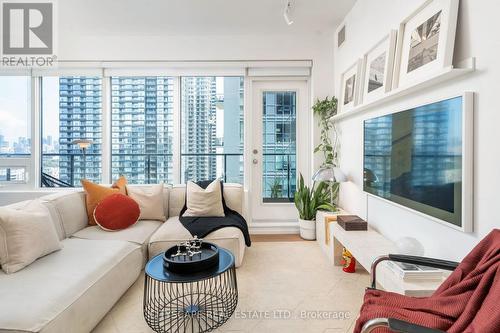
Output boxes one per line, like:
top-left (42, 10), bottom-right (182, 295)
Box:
top-left (1, 75), bottom-right (297, 201)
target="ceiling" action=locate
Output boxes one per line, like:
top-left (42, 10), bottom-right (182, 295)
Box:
top-left (59, 0), bottom-right (356, 36)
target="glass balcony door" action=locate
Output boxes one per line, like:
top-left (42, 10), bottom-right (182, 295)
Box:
top-left (250, 80), bottom-right (310, 222)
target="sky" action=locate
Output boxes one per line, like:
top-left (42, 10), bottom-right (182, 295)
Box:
top-left (0, 76), bottom-right (228, 146)
top-left (41, 77), bottom-right (60, 141)
top-left (0, 77), bottom-right (31, 143)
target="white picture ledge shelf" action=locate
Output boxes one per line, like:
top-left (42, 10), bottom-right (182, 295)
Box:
top-left (330, 57), bottom-right (476, 122)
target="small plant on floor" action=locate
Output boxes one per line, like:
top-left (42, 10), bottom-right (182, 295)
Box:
top-left (294, 173), bottom-right (335, 221)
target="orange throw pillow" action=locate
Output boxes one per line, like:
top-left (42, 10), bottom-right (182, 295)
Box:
top-left (81, 176), bottom-right (127, 225)
top-left (111, 176), bottom-right (128, 193)
top-left (93, 193), bottom-right (140, 231)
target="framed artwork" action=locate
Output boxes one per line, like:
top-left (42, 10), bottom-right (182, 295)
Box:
top-left (339, 59), bottom-right (362, 113)
top-left (360, 30), bottom-right (398, 104)
top-left (393, 0), bottom-right (459, 89)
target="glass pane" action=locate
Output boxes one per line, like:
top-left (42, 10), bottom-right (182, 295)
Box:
top-left (41, 76), bottom-right (102, 187)
top-left (262, 91), bottom-right (296, 202)
top-left (181, 76), bottom-right (244, 183)
top-left (0, 167), bottom-right (27, 183)
top-left (110, 77), bottom-right (174, 184)
top-left (0, 76), bottom-right (31, 155)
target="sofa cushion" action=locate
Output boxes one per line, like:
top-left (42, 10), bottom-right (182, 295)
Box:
top-left (169, 185), bottom-right (187, 217)
top-left (4, 199), bottom-right (65, 241)
top-left (81, 179), bottom-right (127, 226)
top-left (148, 216), bottom-right (245, 267)
top-left (94, 193), bottom-right (140, 231)
top-left (72, 220), bottom-right (162, 265)
top-left (169, 183), bottom-right (243, 217)
top-left (72, 220), bottom-right (162, 245)
top-left (0, 206), bottom-right (61, 274)
top-left (0, 238), bottom-right (142, 333)
top-left (41, 191), bottom-right (88, 238)
top-left (183, 179), bottom-right (225, 217)
top-left (126, 184), bottom-right (170, 219)
top-left (127, 183), bottom-right (166, 221)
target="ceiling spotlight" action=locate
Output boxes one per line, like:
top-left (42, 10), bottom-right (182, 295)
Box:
top-left (283, 0), bottom-right (294, 25)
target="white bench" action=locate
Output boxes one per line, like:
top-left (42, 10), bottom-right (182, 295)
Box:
top-left (316, 211), bottom-right (445, 297)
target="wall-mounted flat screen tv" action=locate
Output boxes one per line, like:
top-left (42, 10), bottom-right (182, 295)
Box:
top-left (363, 93), bottom-right (473, 232)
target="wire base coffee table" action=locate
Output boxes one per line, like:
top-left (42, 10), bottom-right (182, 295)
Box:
top-left (144, 248), bottom-right (238, 333)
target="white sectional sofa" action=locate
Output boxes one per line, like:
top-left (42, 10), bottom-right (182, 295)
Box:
top-left (0, 183), bottom-right (245, 333)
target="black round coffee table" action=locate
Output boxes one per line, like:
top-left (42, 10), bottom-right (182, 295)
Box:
top-left (143, 248), bottom-right (238, 333)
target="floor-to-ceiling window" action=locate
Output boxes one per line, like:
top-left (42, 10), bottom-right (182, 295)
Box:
top-left (41, 76), bottom-right (102, 186)
top-left (0, 76), bottom-right (31, 184)
top-left (180, 76), bottom-right (244, 183)
top-left (110, 77), bottom-right (174, 184)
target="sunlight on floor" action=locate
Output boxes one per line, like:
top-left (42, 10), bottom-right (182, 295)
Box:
top-left (93, 241), bottom-right (369, 333)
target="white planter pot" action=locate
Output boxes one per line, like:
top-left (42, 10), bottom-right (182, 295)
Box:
top-left (299, 218), bottom-right (316, 240)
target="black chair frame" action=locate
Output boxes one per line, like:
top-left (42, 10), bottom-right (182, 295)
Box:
top-left (361, 254), bottom-right (459, 333)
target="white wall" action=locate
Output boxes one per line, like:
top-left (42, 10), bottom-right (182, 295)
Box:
top-left (334, 0), bottom-right (500, 261)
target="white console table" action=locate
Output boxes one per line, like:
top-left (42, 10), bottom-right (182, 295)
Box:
top-left (316, 210), bottom-right (347, 262)
top-left (316, 210), bottom-right (446, 297)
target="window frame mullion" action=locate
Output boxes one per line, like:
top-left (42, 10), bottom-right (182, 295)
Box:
top-left (32, 76), bottom-right (41, 189)
top-left (172, 76), bottom-right (181, 184)
top-left (101, 74), bottom-right (111, 184)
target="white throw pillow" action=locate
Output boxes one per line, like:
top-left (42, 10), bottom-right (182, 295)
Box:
top-left (183, 180), bottom-right (225, 217)
top-left (0, 206), bottom-right (61, 274)
top-left (127, 183), bottom-right (166, 221)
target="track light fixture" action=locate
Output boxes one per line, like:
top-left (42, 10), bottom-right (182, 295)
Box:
top-left (283, 0), bottom-right (294, 25)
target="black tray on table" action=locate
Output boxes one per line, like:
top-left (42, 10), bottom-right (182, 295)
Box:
top-left (163, 242), bottom-right (219, 274)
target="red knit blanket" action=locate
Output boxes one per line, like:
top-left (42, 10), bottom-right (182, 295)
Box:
top-left (354, 229), bottom-right (500, 333)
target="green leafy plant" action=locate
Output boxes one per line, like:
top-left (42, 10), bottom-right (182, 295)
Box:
top-left (270, 178), bottom-right (283, 198)
top-left (313, 97), bottom-right (338, 166)
top-left (294, 173), bottom-right (336, 221)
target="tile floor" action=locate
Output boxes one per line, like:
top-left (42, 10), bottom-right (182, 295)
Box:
top-left (93, 241), bottom-right (369, 333)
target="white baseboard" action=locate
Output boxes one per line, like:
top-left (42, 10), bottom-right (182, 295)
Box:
top-left (249, 220), bottom-right (299, 234)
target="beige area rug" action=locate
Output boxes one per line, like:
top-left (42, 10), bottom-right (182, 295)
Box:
top-left (93, 241), bottom-right (369, 333)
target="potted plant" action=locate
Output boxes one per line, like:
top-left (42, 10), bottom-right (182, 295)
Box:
top-left (294, 173), bottom-right (336, 240)
top-left (312, 97), bottom-right (341, 206)
top-left (313, 96), bottom-right (338, 167)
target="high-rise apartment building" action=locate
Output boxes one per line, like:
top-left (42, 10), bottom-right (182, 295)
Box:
top-left (58, 77), bottom-right (102, 186)
top-left (181, 77), bottom-right (218, 182)
top-left (111, 77), bottom-right (174, 184)
top-left (222, 77), bottom-right (244, 184)
top-left (48, 76), bottom-right (248, 188)
top-left (181, 76), bottom-right (245, 184)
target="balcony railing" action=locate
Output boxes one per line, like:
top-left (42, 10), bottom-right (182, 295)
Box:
top-left (262, 153), bottom-right (296, 202)
top-left (39, 152), bottom-right (295, 198)
top-left (42, 153), bottom-right (102, 187)
top-left (180, 153), bottom-right (243, 183)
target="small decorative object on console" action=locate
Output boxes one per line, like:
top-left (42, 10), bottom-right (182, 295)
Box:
top-left (395, 237), bottom-right (425, 256)
top-left (341, 248), bottom-right (356, 273)
top-left (162, 236), bottom-right (220, 274)
top-left (337, 215), bottom-right (368, 231)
